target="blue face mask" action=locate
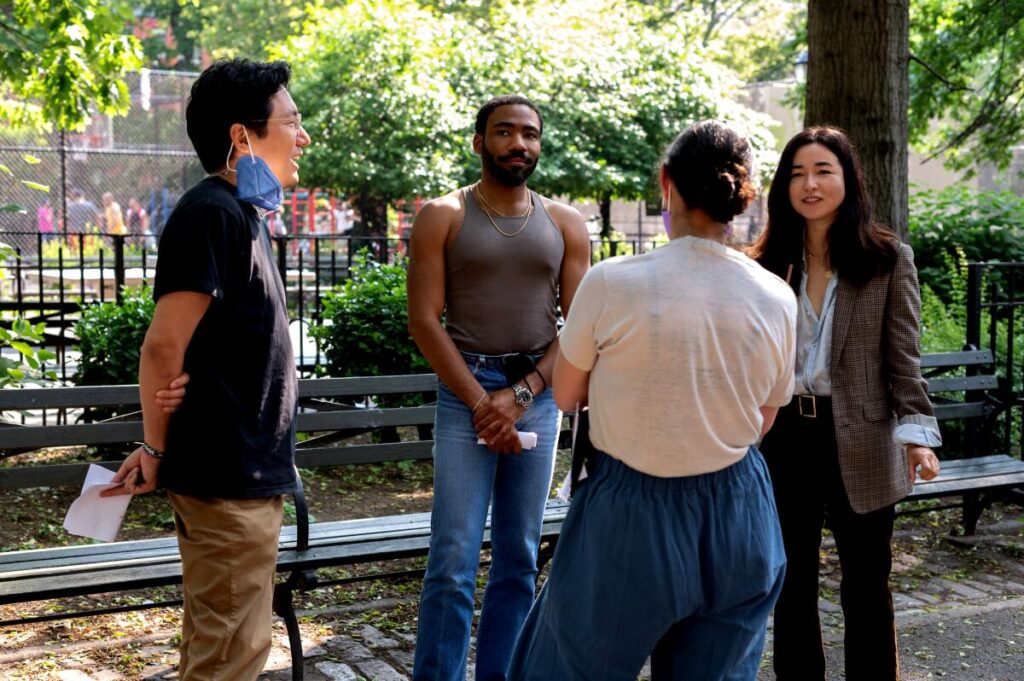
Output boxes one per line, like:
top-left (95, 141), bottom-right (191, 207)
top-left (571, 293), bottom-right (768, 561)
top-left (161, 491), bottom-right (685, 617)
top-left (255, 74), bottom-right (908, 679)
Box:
top-left (225, 129), bottom-right (283, 212)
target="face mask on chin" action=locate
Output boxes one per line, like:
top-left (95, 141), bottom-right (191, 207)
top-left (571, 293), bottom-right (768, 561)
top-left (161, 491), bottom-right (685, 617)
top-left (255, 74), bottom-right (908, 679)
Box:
top-left (223, 128), bottom-right (283, 212)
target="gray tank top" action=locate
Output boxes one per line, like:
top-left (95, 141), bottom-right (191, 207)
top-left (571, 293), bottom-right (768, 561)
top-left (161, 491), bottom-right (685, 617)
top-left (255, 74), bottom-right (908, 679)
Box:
top-left (445, 187), bottom-right (564, 355)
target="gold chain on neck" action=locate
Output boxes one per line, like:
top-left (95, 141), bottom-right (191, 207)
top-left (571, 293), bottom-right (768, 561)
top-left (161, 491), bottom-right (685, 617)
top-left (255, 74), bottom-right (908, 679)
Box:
top-left (804, 248), bottom-right (833, 278)
top-left (474, 182), bottom-right (533, 238)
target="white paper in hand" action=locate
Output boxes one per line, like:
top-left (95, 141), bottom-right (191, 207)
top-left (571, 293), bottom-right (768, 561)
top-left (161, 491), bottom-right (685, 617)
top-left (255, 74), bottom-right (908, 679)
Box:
top-left (476, 431), bottom-right (538, 449)
top-left (63, 464), bottom-right (132, 542)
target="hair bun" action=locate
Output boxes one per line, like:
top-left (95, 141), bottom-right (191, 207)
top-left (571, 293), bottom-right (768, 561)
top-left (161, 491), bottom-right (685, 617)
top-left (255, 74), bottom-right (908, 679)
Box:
top-left (663, 121), bottom-right (756, 224)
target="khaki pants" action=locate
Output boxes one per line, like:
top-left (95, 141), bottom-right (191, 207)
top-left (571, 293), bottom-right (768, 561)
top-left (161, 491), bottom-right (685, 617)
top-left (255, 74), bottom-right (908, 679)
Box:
top-left (169, 492), bottom-right (284, 681)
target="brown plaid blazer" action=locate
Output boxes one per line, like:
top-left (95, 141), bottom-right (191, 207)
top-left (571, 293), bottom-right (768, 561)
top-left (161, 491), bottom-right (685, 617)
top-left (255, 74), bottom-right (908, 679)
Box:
top-left (830, 243), bottom-right (935, 513)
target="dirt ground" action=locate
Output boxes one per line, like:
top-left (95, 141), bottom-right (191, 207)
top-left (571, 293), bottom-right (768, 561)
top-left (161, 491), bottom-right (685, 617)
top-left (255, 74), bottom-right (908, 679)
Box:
top-left (1, 445), bottom-right (1021, 680)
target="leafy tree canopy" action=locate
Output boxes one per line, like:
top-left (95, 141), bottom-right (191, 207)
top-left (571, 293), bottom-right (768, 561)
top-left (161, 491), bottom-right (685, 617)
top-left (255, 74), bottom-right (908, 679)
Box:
top-left (909, 0), bottom-right (1024, 172)
top-left (0, 0), bottom-right (142, 131)
top-left (270, 0), bottom-right (775, 232)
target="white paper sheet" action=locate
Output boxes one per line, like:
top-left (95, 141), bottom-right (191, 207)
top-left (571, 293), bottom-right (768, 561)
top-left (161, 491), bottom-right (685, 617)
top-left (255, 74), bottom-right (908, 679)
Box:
top-left (62, 464), bottom-right (132, 542)
top-left (476, 431), bottom-right (538, 449)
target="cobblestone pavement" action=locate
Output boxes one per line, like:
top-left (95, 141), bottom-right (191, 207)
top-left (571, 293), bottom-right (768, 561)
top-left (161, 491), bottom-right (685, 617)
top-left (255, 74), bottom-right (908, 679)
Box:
top-left (2, 518), bottom-right (1022, 680)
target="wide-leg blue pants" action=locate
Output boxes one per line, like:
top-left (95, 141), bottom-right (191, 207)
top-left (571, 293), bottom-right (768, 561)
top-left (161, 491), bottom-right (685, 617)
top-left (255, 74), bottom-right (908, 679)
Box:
top-left (508, 448), bottom-right (786, 681)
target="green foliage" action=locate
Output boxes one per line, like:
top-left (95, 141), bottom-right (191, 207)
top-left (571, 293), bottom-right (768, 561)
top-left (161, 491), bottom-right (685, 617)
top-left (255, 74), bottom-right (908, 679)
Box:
top-left (909, 0), bottom-right (1024, 171)
top-left (909, 186), bottom-right (1024, 302)
top-left (919, 267), bottom-right (967, 353)
top-left (272, 1), bottom-right (466, 236)
top-left (195, 0), bottom-right (308, 62)
top-left (0, 316), bottom-right (57, 387)
top-left (0, 153), bottom-right (49, 213)
top-left (310, 254), bottom-right (430, 379)
top-left (0, 241), bottom-right (57, 387)
top-left (134, 0), bottom-right (205, 71)
top-left (271, 0), bottom-right (775, 234)
top-left (0, 0), bottom-right (143, 131)
top-left (74, 287), bottom-right (155, 388)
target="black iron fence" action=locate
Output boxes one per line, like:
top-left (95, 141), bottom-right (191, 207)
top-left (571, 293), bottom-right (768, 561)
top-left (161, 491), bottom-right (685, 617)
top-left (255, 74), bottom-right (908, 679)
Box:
top-left (2, 239), bottom-right (1023, 465)
top-left (966, 262), bottom-right (1024, 460)
top-left (0, 230), bottom-right (665, 377)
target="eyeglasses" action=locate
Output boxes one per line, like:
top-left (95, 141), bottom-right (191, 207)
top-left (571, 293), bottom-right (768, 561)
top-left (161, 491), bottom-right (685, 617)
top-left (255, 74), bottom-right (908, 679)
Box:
top-left (251, 113), bottom-right (304, 129)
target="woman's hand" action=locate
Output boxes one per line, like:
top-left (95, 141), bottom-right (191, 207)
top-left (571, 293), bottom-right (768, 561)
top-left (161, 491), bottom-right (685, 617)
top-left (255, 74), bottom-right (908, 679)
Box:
top-left (907, 445), bottom-right (940, 485)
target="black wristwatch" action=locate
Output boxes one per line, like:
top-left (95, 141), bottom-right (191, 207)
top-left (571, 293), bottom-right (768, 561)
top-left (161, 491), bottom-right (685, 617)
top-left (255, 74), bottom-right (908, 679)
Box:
top-left (511, 382), bottom-right (534, 409)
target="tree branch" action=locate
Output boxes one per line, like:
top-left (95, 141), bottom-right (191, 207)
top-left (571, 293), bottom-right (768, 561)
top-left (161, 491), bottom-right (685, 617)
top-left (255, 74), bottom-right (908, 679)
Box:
top-left (927, 71), bottom-right (1024, 161)
top-left (0, 18), bottom-right (41, 48)
top-left (909, 53), bottom-right (970, 92)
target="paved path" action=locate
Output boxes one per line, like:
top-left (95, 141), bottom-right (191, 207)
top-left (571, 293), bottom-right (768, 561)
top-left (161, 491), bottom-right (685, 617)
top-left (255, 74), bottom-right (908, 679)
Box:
top-left (3, 520), bottom-right (1022, 680)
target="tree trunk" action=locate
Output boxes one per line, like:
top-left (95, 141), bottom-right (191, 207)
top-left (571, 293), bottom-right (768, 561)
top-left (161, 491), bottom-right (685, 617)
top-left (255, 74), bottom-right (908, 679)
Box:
top-left (599, 193), bottom-right (613, 238)
top-left (805, 0), bottom-right (909, 241)
top-left (353, 194), bottom-right (389, 236)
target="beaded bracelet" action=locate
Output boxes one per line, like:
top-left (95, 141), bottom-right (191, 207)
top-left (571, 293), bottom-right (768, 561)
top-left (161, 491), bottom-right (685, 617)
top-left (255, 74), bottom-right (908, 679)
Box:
top-left (137, 441), bottom-right (165, 460)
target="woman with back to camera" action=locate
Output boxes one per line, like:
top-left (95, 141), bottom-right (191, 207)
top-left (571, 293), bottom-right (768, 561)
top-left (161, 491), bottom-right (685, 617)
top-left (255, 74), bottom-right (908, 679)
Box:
top-left (750, 127), bottom-right (942, 681)
top-left (507, 120), bottom-right (797, 681)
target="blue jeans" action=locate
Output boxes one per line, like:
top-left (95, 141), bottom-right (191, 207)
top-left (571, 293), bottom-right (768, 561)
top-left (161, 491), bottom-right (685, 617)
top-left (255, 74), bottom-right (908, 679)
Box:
top-left (413, 352), bottom-right (561, 681)
top-left (508, 448), bottom-right (786, 681)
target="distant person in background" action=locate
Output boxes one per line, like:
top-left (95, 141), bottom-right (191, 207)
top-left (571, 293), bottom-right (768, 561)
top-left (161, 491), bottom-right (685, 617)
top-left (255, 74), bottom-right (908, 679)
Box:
top-left (102, 192), bottom-right (127, 236)
top-left (333, 202), bottom-right (352, 235)
top-left (67, 188), bottom-right (100, 235)
top-left (127, 196), bottom-right (155, 250)
top-left (37, 199), bottom-right (55, 243)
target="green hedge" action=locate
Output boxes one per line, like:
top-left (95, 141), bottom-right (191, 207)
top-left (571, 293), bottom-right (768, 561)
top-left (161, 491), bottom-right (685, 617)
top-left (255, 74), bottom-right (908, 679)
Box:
top-left (310, 253), bottom-right (429, 379)
top-left (909, 186), bottom-right (1024, 304)
top-left (74, 286), bottom-right (154, 391)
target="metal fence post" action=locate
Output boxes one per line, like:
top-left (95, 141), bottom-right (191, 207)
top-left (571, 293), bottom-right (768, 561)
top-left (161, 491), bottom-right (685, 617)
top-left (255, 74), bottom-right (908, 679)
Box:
top-left (966, 263), bottom-right (982, 351)
top-left (114, 235), bottom-right (125, 304)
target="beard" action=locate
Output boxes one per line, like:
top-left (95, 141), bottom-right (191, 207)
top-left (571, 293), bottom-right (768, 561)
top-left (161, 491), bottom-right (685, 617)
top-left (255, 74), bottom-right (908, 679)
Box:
top-left (481, 146), bottom-right (537, 187)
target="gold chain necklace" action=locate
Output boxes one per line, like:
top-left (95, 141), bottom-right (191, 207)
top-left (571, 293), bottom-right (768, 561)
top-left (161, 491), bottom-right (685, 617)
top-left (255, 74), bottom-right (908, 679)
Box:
top-left (805, 249), bottom-right (833, 278)
top-left (474, 183), bottom-right (533, 238)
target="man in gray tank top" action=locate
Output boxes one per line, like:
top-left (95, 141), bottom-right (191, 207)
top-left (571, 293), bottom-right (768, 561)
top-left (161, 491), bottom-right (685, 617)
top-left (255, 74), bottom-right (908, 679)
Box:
top-left (407, 95), bottom-right (591, 681)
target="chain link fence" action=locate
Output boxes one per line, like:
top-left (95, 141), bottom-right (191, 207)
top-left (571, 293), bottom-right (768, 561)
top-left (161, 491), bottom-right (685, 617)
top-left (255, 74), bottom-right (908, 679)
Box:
top-left (0, 69), bottom-right (203, 257)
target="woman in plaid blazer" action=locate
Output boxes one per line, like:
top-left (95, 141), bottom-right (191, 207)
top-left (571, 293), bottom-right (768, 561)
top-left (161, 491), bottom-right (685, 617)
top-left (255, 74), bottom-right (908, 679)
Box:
top-left (750, 127), bottom-right (943, 681)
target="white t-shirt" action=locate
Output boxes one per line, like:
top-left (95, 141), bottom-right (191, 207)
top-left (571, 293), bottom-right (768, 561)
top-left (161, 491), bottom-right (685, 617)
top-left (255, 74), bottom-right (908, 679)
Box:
top-left (559, 235), bottom-right (797, 477)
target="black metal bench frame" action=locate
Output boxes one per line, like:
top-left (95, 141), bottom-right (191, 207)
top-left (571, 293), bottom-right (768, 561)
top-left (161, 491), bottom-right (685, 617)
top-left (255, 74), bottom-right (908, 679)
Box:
top-left (3, 352), bottom-right (1023, 677)
top-left (902, 349), bottom-right (1024, 533)
top-left (0, 374), bottom-right (569, 681)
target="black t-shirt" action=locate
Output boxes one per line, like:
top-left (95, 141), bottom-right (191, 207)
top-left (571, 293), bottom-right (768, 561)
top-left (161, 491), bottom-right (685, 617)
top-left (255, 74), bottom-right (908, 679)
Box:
top-left (154, 176), bottom-right (297, 498)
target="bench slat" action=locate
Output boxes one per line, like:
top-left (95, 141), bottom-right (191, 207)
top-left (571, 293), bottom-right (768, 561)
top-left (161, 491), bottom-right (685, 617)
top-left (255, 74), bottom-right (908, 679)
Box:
top-left (926, 460), bottom-right (1024, 482)
top-left (0, 421), bottom-right (142, 449)
top-left (920, 350), bottom-right (994, 368)
top-left (0, 375), bottom-right (439, 412)
top-left (296, 441), bottom-right (434, 468)
top-left (0, 461), bottom-right (121, 489)
top-left (933, 402), bottom-right (988, 420)
top-left (0, 385), bottom-right (139, 410)
top-left (908, 470), bottom-right (1024, 499)
top-left (0, 513), bottom-right (438, 568)
top-left (297, 375), bottom-right (437, 398)
top-left (297, 406), bottom-right (435, 431)
top-left (0, 503), bottom-right (569, 603)
top-left (936, 454), bottom-right (1022, 469)
top-left (926, 375), bottom-right (999, 392)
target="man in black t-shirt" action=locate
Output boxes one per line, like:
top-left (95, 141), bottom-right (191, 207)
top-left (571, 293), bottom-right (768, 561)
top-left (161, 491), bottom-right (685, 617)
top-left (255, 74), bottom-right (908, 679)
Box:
top-left (104, 59), bottom-right (311, 681)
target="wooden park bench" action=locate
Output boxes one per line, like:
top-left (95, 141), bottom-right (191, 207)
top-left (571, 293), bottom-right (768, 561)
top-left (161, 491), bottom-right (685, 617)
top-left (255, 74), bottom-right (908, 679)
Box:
top-left (1, 351), bottom-right (1021, 677)
top-left (902, 349), bottom-right (1024, 533)
top-left (0, 374), bottom-right (569, 681)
